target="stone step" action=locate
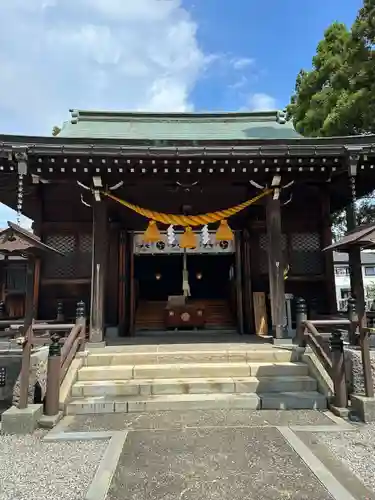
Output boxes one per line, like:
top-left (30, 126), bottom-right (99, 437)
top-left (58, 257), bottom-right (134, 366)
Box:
top-left (71, 375), bottom-right (317, 398)
top-left (66, 391), bottom-right (326, 415)
top-left (77, 362), bottom-right (309, 382)
top-left (85, 349), bottom-right (296, 367)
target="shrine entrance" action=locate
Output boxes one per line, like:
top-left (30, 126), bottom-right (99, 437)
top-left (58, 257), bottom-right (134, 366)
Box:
top-left (132, 233), bottom-right (237, 332)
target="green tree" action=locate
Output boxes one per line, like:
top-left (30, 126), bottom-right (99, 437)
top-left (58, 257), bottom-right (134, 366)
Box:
top-left (52, 126), bottom-right (61, 136)
top-left (287, 1), bottom-right (375, 238)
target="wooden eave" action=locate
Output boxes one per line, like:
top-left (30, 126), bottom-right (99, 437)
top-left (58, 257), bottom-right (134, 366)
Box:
top-left (324, 224), bottom-right (375, 252)
top-left (0, 222), bottom-right (64, 257)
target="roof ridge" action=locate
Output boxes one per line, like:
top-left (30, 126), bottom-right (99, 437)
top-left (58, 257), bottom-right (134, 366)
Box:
top-left (69, 109), bottom-right (287, 124)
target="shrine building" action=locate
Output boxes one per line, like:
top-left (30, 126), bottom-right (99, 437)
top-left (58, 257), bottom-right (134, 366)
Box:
top-left (0, 109), bottom-right (374, 342)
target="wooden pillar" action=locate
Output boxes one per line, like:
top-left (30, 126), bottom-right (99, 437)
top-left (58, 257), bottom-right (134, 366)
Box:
top-left (346, 205), bottom-right (366, 330)
top-left (118, 229), bottom-right (127, 335)
top-left (242, 229), bottom-right (254, 333)
top-left (235, 231), bottom-right (244, 334)
top-left (89, 200), bottom-right (108, 342)
top-left (266, 195), bottom-right (286, 339)
top-left (128, 232), bottom-right (135, 336)
top-left (321, 189), bottom-right (337, 314)
top-left (346, 153), bottom-right (366, 331)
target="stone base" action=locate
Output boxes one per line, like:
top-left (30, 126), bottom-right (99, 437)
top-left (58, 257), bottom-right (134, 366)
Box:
top-left (328, 403), bottom-right (350, 419)
top-left (87, 341), bottom-right (106, 349)
top-left (1, 404), bottom-right (43, 435)
top-left (351, 394), bottom-right (375, 423)
top-left (272, 337), bottom-right (294, 346)
top-left (38, 411), bottom-right (63, 429)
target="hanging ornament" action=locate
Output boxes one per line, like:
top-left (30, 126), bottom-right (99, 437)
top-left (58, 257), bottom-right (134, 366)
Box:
top-left (142, 220), bottom-right (162, 243)
top-left (201, 225), bottom-right (210, 245)
top-left (215, 219), bottom-right (234, 241)
top-left (179, 226), bottom-right (197, 249)
top-left (16, 173), bottom-right (24, 226)
top-left (167, 225), bottom-right (176, 245)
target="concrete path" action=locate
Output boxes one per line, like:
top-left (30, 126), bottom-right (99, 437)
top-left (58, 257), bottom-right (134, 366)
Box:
top-left (1, 410), bottom-right (374, 500)
top-left (52, 410), bottom-right (375, 500)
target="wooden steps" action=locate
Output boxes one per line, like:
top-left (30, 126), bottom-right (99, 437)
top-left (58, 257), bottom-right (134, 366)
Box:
top-left (135, 299), bottom-right (235, 330)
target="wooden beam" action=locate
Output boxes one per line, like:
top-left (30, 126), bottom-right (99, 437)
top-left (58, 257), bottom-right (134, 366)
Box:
top-left (266, 195), bottom-right (286, 339)
top-left (89, 200), bottom-right (108, 342)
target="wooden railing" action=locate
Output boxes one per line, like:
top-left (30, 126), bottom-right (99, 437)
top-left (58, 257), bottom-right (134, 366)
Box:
top-left (44, 301), bottom-right (86, 417)
top-left (2, 301), bottom-right (87, 412)
top-left (295, 297), bottom-right (374, 409)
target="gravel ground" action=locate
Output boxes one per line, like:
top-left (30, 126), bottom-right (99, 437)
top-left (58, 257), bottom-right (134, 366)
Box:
top-left (314, 423), bottom-right (375, 494)
top-left (0, 431), bottom-right (108, 500)
top-left (346, 347), bottom-right (375, 394)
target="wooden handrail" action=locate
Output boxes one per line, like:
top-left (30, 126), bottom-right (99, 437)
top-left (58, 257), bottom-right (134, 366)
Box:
top-left (61, 324), bottom-right (82, 367)
top-left (295, 298), bottom-right (349, 410)
top-left (44, 301), bottom-right (87, 417)
top-left (303, 321), bottom-right (333, 375)
top-left (358, 327), bottom-right (375, 398)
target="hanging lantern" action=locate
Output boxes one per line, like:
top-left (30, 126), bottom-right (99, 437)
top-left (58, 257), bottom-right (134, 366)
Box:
top-left (142, 220), bottom-right (162, 243)
top-left (215, 219), bottom-right (234, 241)
top-left (179, 226), bottom-right (197, 249)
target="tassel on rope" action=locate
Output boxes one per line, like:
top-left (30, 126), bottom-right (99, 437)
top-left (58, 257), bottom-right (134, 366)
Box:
top-left (142, 220), bottom-right (162, 243)
top-left (179, 226), bottom-right (197, 249)
top-left (215, 219), bottom-right (234, 241)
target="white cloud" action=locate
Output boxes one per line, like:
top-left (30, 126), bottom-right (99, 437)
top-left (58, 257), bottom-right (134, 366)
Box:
top-left (247, 93), bottom-right (277, 111)
top-left (0, 0), bottom-right (209, 135)
top-left (231, 57), bottom-right (254, 70)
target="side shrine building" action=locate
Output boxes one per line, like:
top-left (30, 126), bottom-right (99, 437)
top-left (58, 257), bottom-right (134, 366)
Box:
top-left (1, 109), bottom-right (375, 342)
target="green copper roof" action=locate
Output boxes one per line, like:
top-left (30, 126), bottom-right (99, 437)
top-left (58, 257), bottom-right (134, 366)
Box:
top-left (57, 109), bottom-right (301, 142)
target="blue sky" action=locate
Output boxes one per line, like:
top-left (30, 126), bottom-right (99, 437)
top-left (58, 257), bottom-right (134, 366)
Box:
top-left (0, 0), bottom-right (364, 227)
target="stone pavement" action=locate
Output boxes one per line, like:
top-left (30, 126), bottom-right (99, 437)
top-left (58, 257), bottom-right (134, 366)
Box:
top-left (1, 409), bottom-right (375, 500)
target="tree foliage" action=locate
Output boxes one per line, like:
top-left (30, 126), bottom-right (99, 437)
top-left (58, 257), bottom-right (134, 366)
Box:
top-left (287, 1), bottom-right (375, 137)
top-left (287, 1), bottom-right (375, 239)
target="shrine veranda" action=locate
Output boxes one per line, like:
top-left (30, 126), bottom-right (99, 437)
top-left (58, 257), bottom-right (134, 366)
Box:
top-left (1, 109), bottom-right (374, 340)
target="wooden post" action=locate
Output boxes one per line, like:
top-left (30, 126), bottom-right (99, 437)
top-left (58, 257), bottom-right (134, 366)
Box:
top-left (321, 189), bottom-right (337, 314)
top-left (360, 328), bottom-right (374, 398)
top-left (44, 332), bottom-right (61, 417)
top-left (329, 330), bottom-right (348, 408)
top-left (128, 232), bottom-right (135, 336)
top-left (266, 196), bottom-right (286, 339)
top-left (346, 204), bottom-right (366, 334)
top-left (235, 231), bottom-right (244, 335)
top-left (89, 200), bottom-right (108, 343)
top-left (242, 229), bottom-right (254, 334)
top-left (18, 258), bottom-right (36, 409)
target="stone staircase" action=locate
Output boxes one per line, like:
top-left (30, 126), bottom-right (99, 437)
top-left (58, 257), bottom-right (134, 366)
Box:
top-left (66, 343), bottom-right (327, 414)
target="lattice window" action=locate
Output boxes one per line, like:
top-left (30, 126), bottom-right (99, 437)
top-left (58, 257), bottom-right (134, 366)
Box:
top-left (290, 232), bottom-right (323, 275)
top-left (79, 234), bottom-right (92, 253)
top-left (258, 233), bottom-right (287, 273)
top-left (43, 233), bottom-right (92, 279)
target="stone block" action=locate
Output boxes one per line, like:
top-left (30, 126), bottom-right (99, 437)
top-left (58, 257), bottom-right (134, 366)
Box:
top-left (38, 411), bottom-right (63, 429)
top-left (350, 394), bottom-right (375, 423)
top-left (1, 404), bottom-right (43, 434)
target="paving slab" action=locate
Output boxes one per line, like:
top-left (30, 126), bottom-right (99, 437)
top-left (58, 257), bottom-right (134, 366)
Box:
top-left (64, 409), bottom-right (336, 432)
top-left (106, 427), bottom-right (334, 500)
